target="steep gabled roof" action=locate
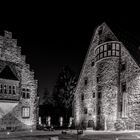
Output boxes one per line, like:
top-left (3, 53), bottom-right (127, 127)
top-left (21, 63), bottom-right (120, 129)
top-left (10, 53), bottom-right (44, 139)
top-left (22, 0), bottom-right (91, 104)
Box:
top-left (0, 65), bottom-right (18, 80)
top-left (98, 22), bottom-right (140, 66)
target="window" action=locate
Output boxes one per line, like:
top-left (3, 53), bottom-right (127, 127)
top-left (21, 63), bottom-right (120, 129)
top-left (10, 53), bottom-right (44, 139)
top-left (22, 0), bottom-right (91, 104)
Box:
top-left (100, 53), bottom-right (103, 58)
top-left (4, 85), bottom-right (7, 94)
top-left (27, 93), bottom-right (30, 99)
top-left (9, 86), bottom-right (11, 94)
top-left (91, 61), bottom-right (94, 67)
top-left (13, 86), bottom-right (16, 94)
top-left (112, 43), bottom-right (116, 50)
top-left (121, 63), bottom-right (126, 71)
top-left (121, 82), bottom-right (126, 92)
top-left (22, 107), bottom-right (30, 118)
top-left (104, 44), bottom-right (107, 51)
top-left (100, 46), bottom-right (103, 52)
top-left (22, 88), bottom-right (30, 99)
top-left (93, 92), bottom-right (95, 98)
top-left (0, 84), bottom-right (2, 93)
top-left (97, 106), bottom-right (100, 115)
top-left (98, 92), bottom-right (101, 99)
top-left (95, 43), bottom-right (121, 62)
top-left (22, 92), bottom-right (26, 98)
top-left (84, 108), bottom-right (87, 114)
top-left (104, 51), bottom-right (107, 57)
top-left (97, 77), bottom-right (99, 83)
top-left (84, 78), bottom-right (88, 86)
top-left (116, 44), bottom-right (120, 50)
top-left (107, 44), bottom-right (112, 50)
top-left (116, 51), bottom-right (119, 56)
top-left (81, 94), bottom-right (84, 101)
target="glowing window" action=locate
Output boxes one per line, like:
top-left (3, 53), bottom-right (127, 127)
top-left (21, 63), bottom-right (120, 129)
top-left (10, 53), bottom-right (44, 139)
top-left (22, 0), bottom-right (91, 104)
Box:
top-left (100, 53), bottom-right (103, 58)
top-left (116, 44), bottom-right (120, 50)
top-left (22, 107), bottom-right (30, 118)
top-left (112, 43), bottom-right (116, 50)
top-left (116, 51), bottom-right (119, 56)
top-left (104, 51), bottom-right (107, 57)
top-left (112, 50), bottom-right (116, 56)
top-left (100, 46), bottom-right (103, 52)
top-left (108, 50), bottom-right (111, 56)
top-left (104, 44), bottom-right (107, 51)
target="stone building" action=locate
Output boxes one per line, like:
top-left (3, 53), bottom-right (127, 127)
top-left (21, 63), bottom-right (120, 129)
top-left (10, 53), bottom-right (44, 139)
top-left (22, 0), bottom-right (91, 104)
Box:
top-left (74, 22), bottom-right (140, 130)
top-left (0, 31), bottom-right (38, 131)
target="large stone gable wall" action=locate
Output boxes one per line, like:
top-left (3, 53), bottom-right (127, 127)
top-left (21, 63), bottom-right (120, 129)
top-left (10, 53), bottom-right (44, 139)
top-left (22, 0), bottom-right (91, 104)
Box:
top-left (0, 31), bottom-right (38, 130)
top-left (74, 22), bottom-right (140, 130)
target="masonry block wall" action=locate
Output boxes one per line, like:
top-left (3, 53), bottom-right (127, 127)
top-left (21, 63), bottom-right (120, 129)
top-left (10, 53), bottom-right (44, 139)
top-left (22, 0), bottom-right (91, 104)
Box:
top-left (74, 23), bottom-right (140, 130)
top-left (0, 31), bottom-right (38, 130)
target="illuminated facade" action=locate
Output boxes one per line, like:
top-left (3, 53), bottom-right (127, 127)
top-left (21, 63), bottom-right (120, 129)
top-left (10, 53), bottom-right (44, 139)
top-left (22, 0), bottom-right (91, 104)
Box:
top-left (0, 31), bottom-right (38, 131)
top-left (74, 22), bottom-right (140, 130)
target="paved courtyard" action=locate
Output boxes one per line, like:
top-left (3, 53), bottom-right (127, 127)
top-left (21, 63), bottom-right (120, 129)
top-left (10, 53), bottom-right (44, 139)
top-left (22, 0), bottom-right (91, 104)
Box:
top-left (1, 130), bottom-right (140, 140)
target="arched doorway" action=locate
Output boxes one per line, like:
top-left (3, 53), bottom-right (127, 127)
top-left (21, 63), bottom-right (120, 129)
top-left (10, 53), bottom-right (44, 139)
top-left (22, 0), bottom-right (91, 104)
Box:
top-left (88, 120), bottom-right (95, 129)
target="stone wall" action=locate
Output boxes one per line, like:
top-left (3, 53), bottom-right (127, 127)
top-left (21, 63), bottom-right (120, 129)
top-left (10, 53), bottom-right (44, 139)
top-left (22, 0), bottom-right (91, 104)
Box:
top-left (0, 31), bottom-right (38, 130)
top-left (74, 22), bottom-right (140, 130)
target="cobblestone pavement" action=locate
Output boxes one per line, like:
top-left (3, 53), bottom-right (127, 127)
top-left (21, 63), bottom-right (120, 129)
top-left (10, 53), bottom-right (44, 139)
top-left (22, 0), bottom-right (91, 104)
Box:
top-left (1, 130), bottom-right (140, 140)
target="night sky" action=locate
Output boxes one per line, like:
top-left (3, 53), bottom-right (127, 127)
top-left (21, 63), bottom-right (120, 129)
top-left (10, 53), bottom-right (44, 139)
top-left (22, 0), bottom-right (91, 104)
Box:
top-left (0, 2), bottom-right (139, 96)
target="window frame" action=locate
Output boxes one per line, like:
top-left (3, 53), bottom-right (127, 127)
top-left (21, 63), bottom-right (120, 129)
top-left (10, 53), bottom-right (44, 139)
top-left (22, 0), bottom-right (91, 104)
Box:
top-left (22, 107), bottom-right (30, 118)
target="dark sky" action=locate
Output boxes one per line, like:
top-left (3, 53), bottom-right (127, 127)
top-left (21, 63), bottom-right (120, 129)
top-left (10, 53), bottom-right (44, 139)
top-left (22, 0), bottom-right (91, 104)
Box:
top-left (0, 2), bottom-right (140, 95)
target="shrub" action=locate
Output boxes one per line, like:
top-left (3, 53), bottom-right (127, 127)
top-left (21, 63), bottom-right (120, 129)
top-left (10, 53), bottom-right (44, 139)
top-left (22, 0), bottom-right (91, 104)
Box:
top-left (114, 119), bottom-right (126, 131)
